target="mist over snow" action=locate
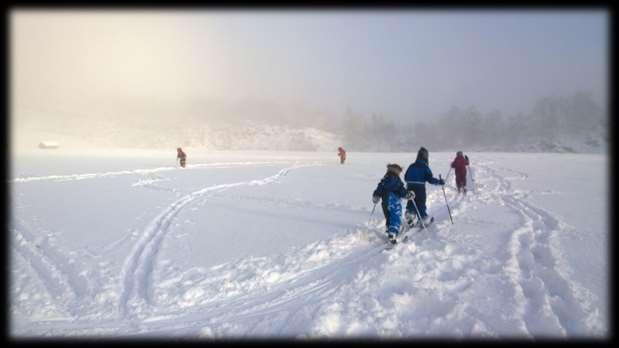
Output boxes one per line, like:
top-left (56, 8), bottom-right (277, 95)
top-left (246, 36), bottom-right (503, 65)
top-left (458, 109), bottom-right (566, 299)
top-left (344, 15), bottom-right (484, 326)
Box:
top-left (12, 91), bottom-right (607, 154)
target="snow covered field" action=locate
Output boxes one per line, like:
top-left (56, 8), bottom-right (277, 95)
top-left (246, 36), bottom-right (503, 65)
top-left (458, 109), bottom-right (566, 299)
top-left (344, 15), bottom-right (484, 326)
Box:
top-left (9, 150), bottom-right (608, 338)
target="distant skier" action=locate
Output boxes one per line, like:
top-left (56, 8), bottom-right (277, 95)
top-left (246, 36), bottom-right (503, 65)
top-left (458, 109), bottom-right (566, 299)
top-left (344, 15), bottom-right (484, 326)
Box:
top-left (450, 151), bottom-right (470, 194)
top-left (372, 163), bottom-right (414, 243)
top-left (177, 147), bottom-right (187, 168)
top-left (404, 147), bottom-right (445, 227)
top-left (337, 147), bottom-right (347, 164)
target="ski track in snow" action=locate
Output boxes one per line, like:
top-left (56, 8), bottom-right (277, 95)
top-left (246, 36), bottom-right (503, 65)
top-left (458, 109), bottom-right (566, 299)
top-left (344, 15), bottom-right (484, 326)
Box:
top-left (11, 219), bottom-right (91, 318)
top-left (11, 161), bottom-right (289, 183)
top-left (139, 233), bottom-right (389, 336)
top-left (117, 163), bottom-right (318, 319)
top-left (16, 169), bottom-right (468, 336)
top-left (110, 184), bottom-right (473, 336)
top-left (130, 174), bottom-right (186, 195)
top-left (478, 164), bottom-right (594, 336)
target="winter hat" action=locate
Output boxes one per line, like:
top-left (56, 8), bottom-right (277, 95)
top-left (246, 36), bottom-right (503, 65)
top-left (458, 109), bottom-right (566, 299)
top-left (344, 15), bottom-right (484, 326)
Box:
top-left (457, 151), bottom-right (463, 157)
top-left (387, 163), bottom-right (403, 174)
top-left (416, 147), bottom-right (429, 164)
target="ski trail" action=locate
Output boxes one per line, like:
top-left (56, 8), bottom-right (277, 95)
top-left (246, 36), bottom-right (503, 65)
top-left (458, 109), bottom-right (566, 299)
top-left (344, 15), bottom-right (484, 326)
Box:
top-left (480, 164), bottom-right (560, 335)
top-left (15, 169), bottom-right (475, 336)
top-left (12, 161), bottom-right (289, 183)
top-left (493, 165), bottom-right (529, 180)
top-left (117, 164), bottom-right (312, 318)
top-left (110, 227), bottom-right (389, 336)
top-left (478, 164), bottom-right (593, 336)
top-left (131, 174), bottom-right (186, 195)
top-left (22, 227), bottom-right (388, 336)
top-left (165, 240), bottom-right (385, 335)
top-left (11, 219), bottom-right (90, 317)
top-left (136, 181), bottom-right (473, 335)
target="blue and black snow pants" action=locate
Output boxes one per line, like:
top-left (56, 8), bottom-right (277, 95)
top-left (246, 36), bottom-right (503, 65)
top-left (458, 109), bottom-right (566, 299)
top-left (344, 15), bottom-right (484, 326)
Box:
top-left (381, 192), bottom-right (402, 234)
top-left (406, 189), bottom-right (427, 219)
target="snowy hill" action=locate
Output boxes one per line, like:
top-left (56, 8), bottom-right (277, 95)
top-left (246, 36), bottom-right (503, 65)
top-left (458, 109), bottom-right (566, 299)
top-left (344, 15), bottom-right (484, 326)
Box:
top-left (10, 151), bottom-right (607, 337)
top-left (196, 123), bottom-right (340, 151)
top-left (13, 104), bottom-right (607, 154)
top-left (13, 118), bottom-right (342, 153)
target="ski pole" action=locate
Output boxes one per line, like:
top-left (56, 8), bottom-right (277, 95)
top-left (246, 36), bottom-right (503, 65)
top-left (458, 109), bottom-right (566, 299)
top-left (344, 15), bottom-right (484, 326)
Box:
top-left (439, 174), bottom-right (454, 224)
top-left (368, 203), bottom-right (376, 224)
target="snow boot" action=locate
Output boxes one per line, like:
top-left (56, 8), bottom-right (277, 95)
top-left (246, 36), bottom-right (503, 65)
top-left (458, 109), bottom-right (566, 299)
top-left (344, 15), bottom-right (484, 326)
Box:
top-left (387, 232), bottom-right (397, 244)
top-left (404, 211), bottom-right (416, 228)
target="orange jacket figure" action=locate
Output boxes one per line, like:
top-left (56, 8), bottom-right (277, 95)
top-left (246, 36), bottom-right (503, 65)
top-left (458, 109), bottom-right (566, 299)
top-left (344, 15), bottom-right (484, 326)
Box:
top-left (177, 147), bottom-right (187, 168)
top-left (337, 147), bottom-right (347, 164)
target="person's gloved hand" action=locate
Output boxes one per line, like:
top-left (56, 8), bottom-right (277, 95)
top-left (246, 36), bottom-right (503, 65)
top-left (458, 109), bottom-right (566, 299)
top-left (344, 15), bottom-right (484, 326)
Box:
top-left (465, 155), bottom-right (469, 160)
top-left (405, 191), bottom-right (415, 200)
top-left (438, 178), bottom-right (445, 186)
top-left (372, 195), bottom-right (380, 204)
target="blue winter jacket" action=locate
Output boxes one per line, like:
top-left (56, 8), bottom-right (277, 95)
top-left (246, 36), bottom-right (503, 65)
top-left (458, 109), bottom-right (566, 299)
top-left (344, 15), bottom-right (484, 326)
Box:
top-left (373, 173), bottom-right (408, 201)
top-left (404, 160), bottom-right (441, 197)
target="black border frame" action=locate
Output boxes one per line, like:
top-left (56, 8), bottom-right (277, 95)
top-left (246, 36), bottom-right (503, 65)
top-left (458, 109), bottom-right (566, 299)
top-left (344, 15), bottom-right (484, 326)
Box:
top-left (1, 2), bottom-right (615, 345)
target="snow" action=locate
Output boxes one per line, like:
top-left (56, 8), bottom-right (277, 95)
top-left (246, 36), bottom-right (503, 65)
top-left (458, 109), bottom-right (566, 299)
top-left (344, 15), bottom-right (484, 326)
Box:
top-left (9, 151), bottom-right (607, 338)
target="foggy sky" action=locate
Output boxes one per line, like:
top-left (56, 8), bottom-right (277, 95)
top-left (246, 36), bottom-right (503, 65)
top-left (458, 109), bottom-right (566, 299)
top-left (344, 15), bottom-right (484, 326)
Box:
top-left (12, 10), bottom-right (607, 125)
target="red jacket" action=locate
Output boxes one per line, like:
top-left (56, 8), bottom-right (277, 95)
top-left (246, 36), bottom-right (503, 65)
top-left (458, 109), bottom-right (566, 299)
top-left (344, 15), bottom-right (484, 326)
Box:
top-left (451, 155), bottom-right (469, 177)
top-left (338, 148), bottom-right (346, 158)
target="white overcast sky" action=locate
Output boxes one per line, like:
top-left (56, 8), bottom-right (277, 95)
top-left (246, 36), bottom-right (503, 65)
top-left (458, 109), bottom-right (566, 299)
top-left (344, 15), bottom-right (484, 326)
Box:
top-left (12, 10), bottom-right (608, 123)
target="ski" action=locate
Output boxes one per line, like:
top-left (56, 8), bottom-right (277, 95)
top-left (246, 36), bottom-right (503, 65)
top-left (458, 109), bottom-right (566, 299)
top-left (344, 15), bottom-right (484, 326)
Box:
top-left (398, 228), bottom-right (414, 244)
top-left (383, 219), bottom-right (416, 249)
top-left (401, 217), bottom-right (433, 242)
top-left (417, 216), bottom-right (434, 230)
top-left (409, 216), bottom-right (434, 233)
top-left (384, 215), bottom-right (435, 248)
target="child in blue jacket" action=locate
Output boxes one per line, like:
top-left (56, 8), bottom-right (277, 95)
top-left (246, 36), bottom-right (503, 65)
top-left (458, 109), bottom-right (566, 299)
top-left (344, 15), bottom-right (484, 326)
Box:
top-left (404, 147), bottom-right (444, 227)
top-left (372, 164), bottom-right (414, 242)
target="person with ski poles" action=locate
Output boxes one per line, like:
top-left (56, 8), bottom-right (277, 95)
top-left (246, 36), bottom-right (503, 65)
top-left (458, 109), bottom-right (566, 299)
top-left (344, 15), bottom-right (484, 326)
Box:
top-left (176, 147), bottom-right (187, 168)
top-left (404, 147), bottom-right (445, 227)
top-left (337, 147), bottom-right (347, 164)
top-left (451, 151), bottom-right (470, 194)
top-left (372, 163), bottom-right (414, 243)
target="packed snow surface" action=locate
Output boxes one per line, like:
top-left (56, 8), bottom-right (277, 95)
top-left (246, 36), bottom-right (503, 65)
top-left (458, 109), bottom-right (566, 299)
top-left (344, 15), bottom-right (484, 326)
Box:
top-left (10, 150), bottom-right (607, 338)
